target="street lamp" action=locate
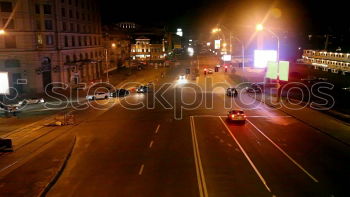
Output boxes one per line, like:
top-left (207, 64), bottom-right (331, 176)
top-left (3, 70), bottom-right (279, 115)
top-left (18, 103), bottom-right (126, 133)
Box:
top-left (212, 28), bottom-right (221, 33)
top-left (0, 29), bottom-right (5, 35)
top-left (256, 23), bottom-right (280, 70)
top-left (256, 24), bottom-right (281, 101)
top-left (212, 25), bottom-right (245, 69)
top-left (256, 24), bottom-right (264, 31)
top-left (104, 43), bottom-right (117, 82)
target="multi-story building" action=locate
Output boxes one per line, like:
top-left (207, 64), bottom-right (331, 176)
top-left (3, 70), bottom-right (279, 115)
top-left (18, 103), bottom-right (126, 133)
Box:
top-left (130, 36), bottom-right (165, 66)
top-left (302, 50), bottom-right (350, 74)
top-left (102, 25), bottom-right (131, 70)
top-left (0, 0), bottom-right (103, 94)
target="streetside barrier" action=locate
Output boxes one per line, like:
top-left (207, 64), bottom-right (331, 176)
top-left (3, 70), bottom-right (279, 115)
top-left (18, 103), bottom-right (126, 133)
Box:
top-left (0, 138), bottom-right (13, 152)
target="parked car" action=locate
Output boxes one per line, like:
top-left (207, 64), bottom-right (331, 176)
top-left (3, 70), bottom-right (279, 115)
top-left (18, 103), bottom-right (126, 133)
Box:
top-left (136, 85), bottom-right (149, 93)
top-left (111, 89), bottom-right (130, 97)
top-left (227, 109), bottom-right (246, 123)
top-left (86, 92), bottom-right (110, 100)
top-left (0, 102), bottom-right (19, 113)
top-left (18, 98), bottom-right (45, 105)
top-left (226, 88), bottom-right (238, 97)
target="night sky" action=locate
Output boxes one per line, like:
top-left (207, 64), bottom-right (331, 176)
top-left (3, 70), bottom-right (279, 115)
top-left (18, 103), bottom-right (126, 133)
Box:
top-left (101, 0), bottom-right (350, 37)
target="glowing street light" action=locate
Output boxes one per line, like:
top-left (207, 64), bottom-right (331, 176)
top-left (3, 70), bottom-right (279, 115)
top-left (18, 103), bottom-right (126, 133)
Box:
top-left (0, 29), bottom-right (5, 35)
top-left (256, 23), bottom-right (282, 101)
top-left (212, 28), bottom-right (221, 33)
top-left (256, 24), bottom-right (264, 31)
top-left (111, 43), bottom-right (116, 48)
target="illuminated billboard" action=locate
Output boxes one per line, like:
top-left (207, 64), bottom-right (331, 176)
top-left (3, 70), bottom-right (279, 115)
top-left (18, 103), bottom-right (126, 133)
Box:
top-left (214, 40), bottom-right (220, 49)
top-left (254, 50), bottom-right (277, 68)
top-left (221, 55), bottom-right (231, 61)
top-left (279, 61), bottom-right (289, 81)
top-left (0, 72), bottom-right (9, 95)
top-left (265, 61), bottom-right (278, 79)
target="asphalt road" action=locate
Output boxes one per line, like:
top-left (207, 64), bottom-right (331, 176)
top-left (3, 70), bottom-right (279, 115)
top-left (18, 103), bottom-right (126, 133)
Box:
top-left (39, 57), bottom-right (350, 197)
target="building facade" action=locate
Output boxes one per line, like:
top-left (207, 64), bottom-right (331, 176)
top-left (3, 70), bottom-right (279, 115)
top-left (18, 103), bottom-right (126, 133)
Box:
top-left (302, 50), bottom-right (350, 74)
top-left (130, 36), bottom-right (165, 65)
top-left (102, 25), bottom-right (131, 70)
top-left (0, 0), bottom-right (103, 94)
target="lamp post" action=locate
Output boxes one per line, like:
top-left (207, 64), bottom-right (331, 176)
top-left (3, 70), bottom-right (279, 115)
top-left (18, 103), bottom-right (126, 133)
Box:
top-left (105, 42), bottom-right (116, 83)
top-left (212, 25), bottom-right (245, 70)
top-left (256, 24), bottom-right (281, 101)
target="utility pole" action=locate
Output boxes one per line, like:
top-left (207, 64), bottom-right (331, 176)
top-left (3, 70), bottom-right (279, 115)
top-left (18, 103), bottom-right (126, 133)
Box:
top-left (324, 34), bottom-right (329, 50)
top-left (105, 48), bottom-right (109, 82)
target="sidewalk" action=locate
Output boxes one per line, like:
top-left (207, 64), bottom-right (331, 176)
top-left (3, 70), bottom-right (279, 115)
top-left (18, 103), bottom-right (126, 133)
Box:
top-left (230, 67), bottom-right (350, 146)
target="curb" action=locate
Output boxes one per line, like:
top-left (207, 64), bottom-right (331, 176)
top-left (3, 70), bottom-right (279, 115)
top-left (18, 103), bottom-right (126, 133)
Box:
top-left (248, 93), bottom-right (350, 147)
top-left (38, 135), bottom-right (77, 197)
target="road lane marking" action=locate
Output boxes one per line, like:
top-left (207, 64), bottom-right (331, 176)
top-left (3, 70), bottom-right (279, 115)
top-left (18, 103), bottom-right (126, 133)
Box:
top-left (245, 115), bottom-right (292, 118)
top-left (149, 140), bottom-right (154, 148)
top-left (138, 164), bottom-right (144, 175)
top-left (190, 116), bottom-right (208, 197)
top-left (191, 115), bottom-right (292, 118)
top-left (246, 119), bottom-right (319, 183)
top-left (219, 117), bottom-right (272, 193)
top-left (155, 124), bottom-right (160, 134)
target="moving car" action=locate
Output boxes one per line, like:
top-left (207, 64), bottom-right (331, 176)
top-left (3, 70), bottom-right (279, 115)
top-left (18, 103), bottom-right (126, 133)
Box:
top-left (110, 89), bottom-right (130, 97)
top-left (136, 85), bottom-right (149, 93)
top-left (246, 87), bottom-right (262, 93)
top-left (86, 92), bottom-right (109, 100)
top-left (208, 69), bottom-right (214, 74)
top-left (179, 75), bottom-right (186, 80)
top-left (18, 98), bottom-right (45, 105)
top-left (246, 83), bottom-right (263, 93)
top-left (227, 109), bottom-right (246, 123)
top-left (226, 88), bottom-right (238, 97)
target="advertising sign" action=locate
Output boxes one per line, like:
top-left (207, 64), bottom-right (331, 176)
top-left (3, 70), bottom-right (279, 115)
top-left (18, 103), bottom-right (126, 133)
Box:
top-left (221, 55), bottom-right (232, 61)
top-left (254, 50), bottom-right (277, 68)
top-left (279, 61), bottom-right (289, 81)
top-left (214, 40), bottom-right (221, 49)
top-left (265, 61), bottom-right (278, 79)
top-left (0, 72), bottom-right (10, 95)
